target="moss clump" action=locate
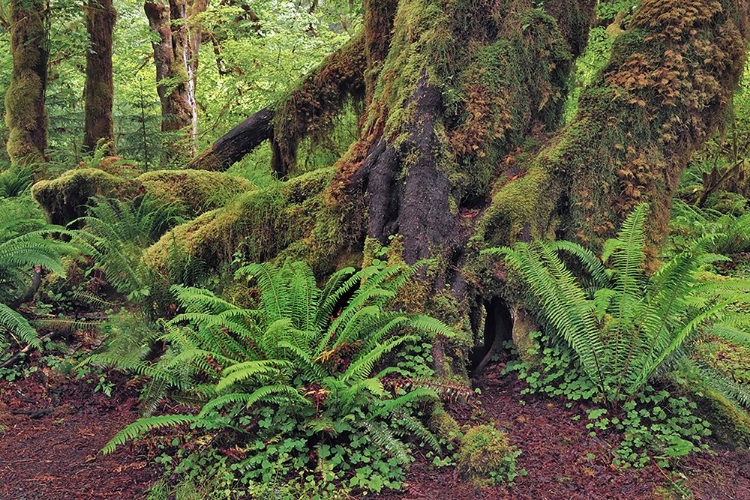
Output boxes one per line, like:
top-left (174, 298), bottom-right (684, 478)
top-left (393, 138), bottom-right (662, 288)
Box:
top-left (429, 406), bottom-right (461, 441)
top-left (457, 424), bottom-right (522, 485)
top-left (138, 170), bottom-right (255, 217)
top-left (31, 168), bottom-right (141, 225)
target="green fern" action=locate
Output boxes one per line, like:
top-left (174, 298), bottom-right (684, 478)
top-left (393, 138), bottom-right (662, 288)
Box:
top-left (103, 414), bottom-right (197, 455)
top-left (0, 205), bottom-right (80, 358)
top-left (72, 194), bottom-right (186, 304)
top-left (105, 259), bottom-right (454, 487)
top-left (484, 203), bottom-right (750, 405)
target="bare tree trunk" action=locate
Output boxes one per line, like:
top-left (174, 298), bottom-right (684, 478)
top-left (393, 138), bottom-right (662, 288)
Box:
top-left (5, 0), bottom-right (48, 170)
top-left (83, 0), bottom-right (117, 155)
top-left (144, 0), bottom-right (208, 160)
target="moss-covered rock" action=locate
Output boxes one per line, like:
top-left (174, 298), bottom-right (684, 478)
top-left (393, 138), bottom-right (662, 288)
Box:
top-left (457, 424), bottom-right (521, 485)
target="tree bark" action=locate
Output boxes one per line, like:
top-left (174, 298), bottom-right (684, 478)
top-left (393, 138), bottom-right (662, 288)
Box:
top-left (5, 0), bottom-right (48, 170)
top-left (144, 0), bottom-right (209, 159)
top-left (134, 0), bottom-right (750, 376)
top-left (83, 0), bottom-right (117, 155)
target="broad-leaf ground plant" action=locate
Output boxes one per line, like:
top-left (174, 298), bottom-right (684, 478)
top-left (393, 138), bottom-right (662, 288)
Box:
top-left (104, 259), bottom-right (457, 496)
top-left (483, 203), bottom-right (750, 466)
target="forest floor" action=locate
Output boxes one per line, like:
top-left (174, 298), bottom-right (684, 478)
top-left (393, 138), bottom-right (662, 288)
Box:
top-left (1, 349), bottom-right (749, 499)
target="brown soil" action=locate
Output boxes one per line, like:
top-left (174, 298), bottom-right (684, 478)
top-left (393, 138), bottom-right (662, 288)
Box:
top-left (1, 356), bottom-right (748, 499)
top-left (0, 369), bottom-right (159, 499)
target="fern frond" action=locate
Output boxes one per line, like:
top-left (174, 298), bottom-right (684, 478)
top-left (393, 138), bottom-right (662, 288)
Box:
top-left (343, 335), bottom-right (417, 383)
top-left (0, 303), bottom-right (40, 349)
top-left (216, 360), bottom-right (292, 392)
top-left (102, 414), bottom-right (197, 454)
top-left (198, 384), bottom-right (310, 416)
top-left (354, 419), bottom-right (411, 465)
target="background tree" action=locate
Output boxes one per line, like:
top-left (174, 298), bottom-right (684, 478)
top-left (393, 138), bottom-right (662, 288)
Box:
top-left (4, 0), bottom-right (48, 169)
top-left (144, 0), bottom-right (209, 159)
top-left (83, 0), bottom-right (117, 155)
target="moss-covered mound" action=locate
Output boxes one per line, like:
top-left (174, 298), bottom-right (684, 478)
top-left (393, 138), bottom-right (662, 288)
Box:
top-left (457, 424), bottom-right (520, 485)
top-left (31, 168), bottom-right (141, 225)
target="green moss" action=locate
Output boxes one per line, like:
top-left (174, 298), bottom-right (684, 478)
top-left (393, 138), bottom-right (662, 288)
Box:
top-left (138, 170), bottom-right (255, 216)
top-left (143, 168), bottom-right (340, 274)
top-left (429, 406), bottom-right (461, 441)
top-left (457, 424), bottom-right (520, 485)
top-left (31, 168), bottom-right (141, 225)
top-left (5, 0), bottom-right (48, 169)
top-left (695, 388), bottom-right (750, 447)
top-left (476, 161), bottom-right (557, 248)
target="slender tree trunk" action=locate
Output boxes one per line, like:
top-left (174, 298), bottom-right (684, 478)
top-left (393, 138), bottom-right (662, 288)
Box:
top-left (83, 0), bottom-right (117, 155)
top-left (5, 0), bottom-right (48, 170)
top-left (144, 0), bottom-right (208, 160)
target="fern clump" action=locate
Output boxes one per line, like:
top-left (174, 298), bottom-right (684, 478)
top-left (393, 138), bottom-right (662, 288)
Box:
top-left (105, 260), bottom-right (458, 495)
top-left (0, 195), bottom-right (81, 364)
top-left (73, 194), bottom-right (186, 307)
top-left (485, 203), bottom-right (750, 464)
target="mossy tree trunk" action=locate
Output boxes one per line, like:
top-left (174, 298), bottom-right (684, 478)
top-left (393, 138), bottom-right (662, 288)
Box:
top-left (131, 0), bottom-right (750, 375)
top-left (83, 0), bottom-right (117, 155)
top-left (144, 0), bottom-right (208, 159)
top-left (4, 0), bottom-right (49, 170)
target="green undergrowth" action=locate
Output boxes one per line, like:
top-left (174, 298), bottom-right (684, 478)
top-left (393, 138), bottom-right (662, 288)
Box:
top-left (99, 259), bottom-right (462, 497)
top-left (486, 203), bottom-right (750, 467)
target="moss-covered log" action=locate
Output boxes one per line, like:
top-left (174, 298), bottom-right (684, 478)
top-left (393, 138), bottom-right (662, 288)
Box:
top-left (31, 167), bottom-right (254, 225)
top-left (142, 168), bottom-right (354, 274)
top-left (83, 0), bottom-right (117, 155)
top-left (5, 0), bottom-right (48, 169)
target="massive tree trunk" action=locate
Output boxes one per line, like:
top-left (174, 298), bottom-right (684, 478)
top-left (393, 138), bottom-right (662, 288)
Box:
top-left (39, 0), bottom-right (750, 375)
top-left (144, 0), bottom-right (209, 159)
top-left (83, 0), bottom-right (117, 155)
top-left (4, 0), bottom-right (49, 169)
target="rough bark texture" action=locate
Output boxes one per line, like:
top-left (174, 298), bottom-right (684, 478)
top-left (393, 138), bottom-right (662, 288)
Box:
top-left (187, 107), bottom-right (274, 171)
top-left (144, 0), bottom-right (208, 159)
top-left (83, 0), bottom-right (117, 155)
top-left (31, 0), bottom-right (750, 377)
top-left (5, 0), bottom-right (48, 169)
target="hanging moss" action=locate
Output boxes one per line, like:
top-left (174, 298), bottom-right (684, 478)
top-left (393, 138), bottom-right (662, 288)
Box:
top-left (271, 35), bottom-right (366, 177)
